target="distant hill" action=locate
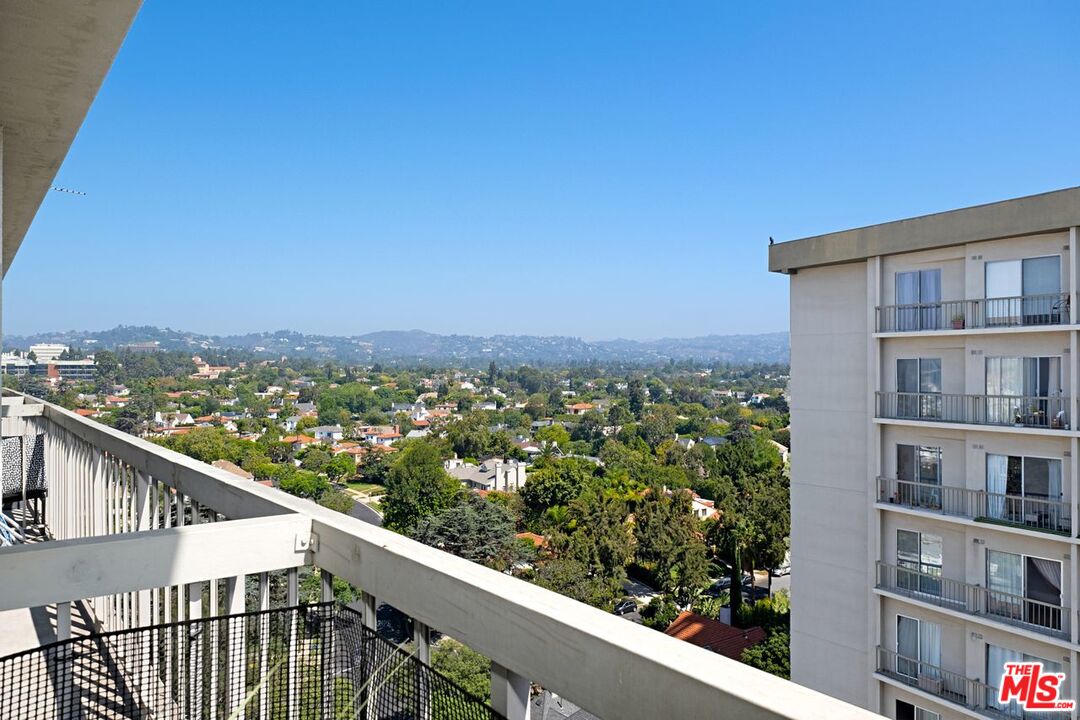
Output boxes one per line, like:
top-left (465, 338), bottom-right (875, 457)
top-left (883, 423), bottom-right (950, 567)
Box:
top-left (3, 325), bottom-right (789, 365)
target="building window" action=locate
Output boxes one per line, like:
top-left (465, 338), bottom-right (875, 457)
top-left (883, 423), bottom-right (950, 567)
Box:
top-left (985, 256), bottom-right (1061, 325)
top-left (896, 699), bottom-right (941, 720)
top-left (897, 445), bottom-right (941, 508)
top-left (896, 614), bottom-right (941, 680)
top-left (896, 269), bottom-right (942, 331)
top-left (984, 356), bottom-right (1062, 425)
top-left (985, 454), bottom-right (1064, 529)
top-left (986, 550), bottom-right (1062, 630)
top-left (897, 358), bottom-right (942, 418)
top-left (897, 530), bottom-right (942, 596)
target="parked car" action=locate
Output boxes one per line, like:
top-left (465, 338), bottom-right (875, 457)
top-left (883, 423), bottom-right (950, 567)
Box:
top-left (706, 572), bottom-right (752, 593)
top-left (613, 598), bottom-right (637, 615)
top-left (771, 553), bottom-right (791, 576)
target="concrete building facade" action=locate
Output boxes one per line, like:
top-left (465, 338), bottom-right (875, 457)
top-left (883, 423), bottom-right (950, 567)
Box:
top-left (770, 187), bottom-right (1080, 720)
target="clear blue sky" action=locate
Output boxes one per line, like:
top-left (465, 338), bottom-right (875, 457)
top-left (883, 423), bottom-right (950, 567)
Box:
top-left (8, 2), bottom-right (1080, 340)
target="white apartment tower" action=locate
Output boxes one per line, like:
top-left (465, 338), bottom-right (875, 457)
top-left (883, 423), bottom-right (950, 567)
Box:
top-left (770, 187), bottom-right (1080, 720)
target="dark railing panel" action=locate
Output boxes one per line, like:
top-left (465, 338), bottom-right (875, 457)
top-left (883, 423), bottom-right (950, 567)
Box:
top-left (877, 293), bottom-right (1071, 332)
top-left (0, 603), bottom-right (501, 720)
top-left (876, 392), bottom-right (1070, 430)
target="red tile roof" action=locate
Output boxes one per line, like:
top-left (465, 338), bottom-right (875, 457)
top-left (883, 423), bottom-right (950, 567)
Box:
top-left (75, 408), bottom-right (96, 417)
top-left (515, 532), bottom-right (547, 548)
top-left (663, 612), bottom-right (766, 659)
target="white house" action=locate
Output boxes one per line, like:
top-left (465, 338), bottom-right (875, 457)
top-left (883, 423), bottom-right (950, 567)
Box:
top-left (311, 425), bottom-right (344, 443)
top-left (445, 457), bottom-right (527, 493)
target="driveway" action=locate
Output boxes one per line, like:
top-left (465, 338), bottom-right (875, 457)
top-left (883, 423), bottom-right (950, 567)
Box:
top-left (348, 500), bottom-right (383, 527)
top-left (621, 577), bottom-right (660, 604)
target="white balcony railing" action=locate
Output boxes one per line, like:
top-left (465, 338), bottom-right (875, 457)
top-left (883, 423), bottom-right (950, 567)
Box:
top-left (0, 393), bottom-right (877, 720)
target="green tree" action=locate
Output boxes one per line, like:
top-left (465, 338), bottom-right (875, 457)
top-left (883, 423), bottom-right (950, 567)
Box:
top-left (325, 452), bottom-right (357, 482)
top-left (640, 405), bottom-right (677, 449)
top-left (634, 487), bottom-right (709, 605)
top-left (534, 423), bottom-right (570, 448)
top-left (412, 494), bottom-right (523, 571)
top-left (382, 442), bottom-right (461, 533)
top-left (539, 494), bottom-right (632, 608)
top-left (432, 638), bottom-right (490, 701)
top-left (318, 489), bottom-right (355, 514)
top-left (708, 465), bottom-right (789, 622)
top-left (278, 467), bottom-right (330, 500)
top-left (627, 378), bottom-right (647, 418)
top-left (607, 403), bottom-right (633, 428)
top-left (299, 446), bottom-right (332, 473)
top-left (445, 414), bottom-right (492, 459)
top-left (641, 596), bottom-right (680, 630)
top-left (740, 629), bottom-right (790, 679)
top-left (520, 459), bottom-right (591, 518)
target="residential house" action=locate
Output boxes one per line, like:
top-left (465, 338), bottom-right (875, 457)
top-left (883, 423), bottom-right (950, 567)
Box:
top-left (153, 411), bottom-right (195, 428)
top-left (690, 493), bottom-right (719, 521)
top-left (311, 425), bottom-right (344, 443)
top-left (281, 434), bottom-right (316, 451)
top-left (445, 457), bottom-right (527, 493)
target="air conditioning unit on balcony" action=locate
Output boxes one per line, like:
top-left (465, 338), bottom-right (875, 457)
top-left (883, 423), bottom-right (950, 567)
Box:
top-left (918, 675), bottom-right (944, 694)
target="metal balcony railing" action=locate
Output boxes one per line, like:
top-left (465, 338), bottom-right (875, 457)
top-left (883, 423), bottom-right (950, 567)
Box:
top-left (0, 603), bottom-right (498, 720)
top-left (876, 293), bottom-right (1071, 333)
top-left (875, 392), bottom-right (1070, 430)
top-left (876, 562), bottom-right (1069, 640)
top-left (874, 647), bottom-right (1070, 719)
top-left (875, 646), bottom-right (980, 709)
top-left (877, 478), bottom-right (1072, 536)
top-left (0, 392), bottom-right (879, 720)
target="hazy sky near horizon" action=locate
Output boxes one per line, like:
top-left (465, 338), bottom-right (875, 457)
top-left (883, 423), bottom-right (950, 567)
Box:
top-left (7, 2), bottom-right (1080, 340)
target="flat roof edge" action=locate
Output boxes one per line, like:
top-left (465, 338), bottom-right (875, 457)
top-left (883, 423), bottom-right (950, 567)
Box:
top-left (768, 186), bottom-right (1080, 273)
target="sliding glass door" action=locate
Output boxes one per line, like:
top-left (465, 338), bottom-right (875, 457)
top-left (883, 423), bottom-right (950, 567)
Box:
top-left (897, 444), bottom-right (941, 508)
top-left (898, 358), bottom-right (942, 419)
top-left (986, 256), bottom-right (1061, 326)
top-left (896, 615), bottom-right (941, 680)
top-left (896, 269), bottom-right (942, 331)
top-left (1023, 256), bottom-right (1062, 323)
top-left (986, 455), bottom-right (1063, 529)
top-left (897, 529), bottom-right (942, 596)
top-left (987, 550), bottom-right (1062, 631)
top-left (985, 356), bottom-right (1060, 425)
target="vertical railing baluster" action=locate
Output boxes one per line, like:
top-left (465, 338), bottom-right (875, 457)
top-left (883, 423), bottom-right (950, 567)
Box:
top-left (259, 572), bottom-right (270, 720)
top-left (225, 574), bottom-right (247, 718)
top-left (286, 568), bottom-right (299, 720)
